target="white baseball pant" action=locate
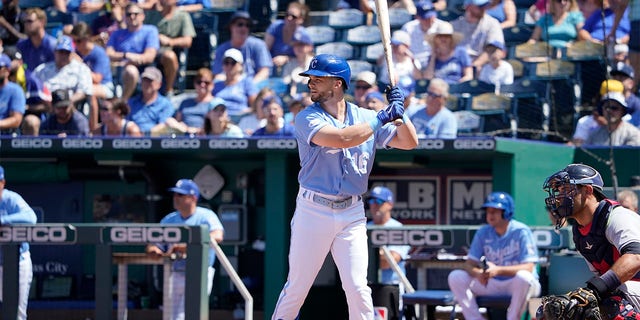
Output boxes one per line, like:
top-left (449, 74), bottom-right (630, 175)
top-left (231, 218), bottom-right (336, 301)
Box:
top-left (168, 266), bottom-right (215, 320)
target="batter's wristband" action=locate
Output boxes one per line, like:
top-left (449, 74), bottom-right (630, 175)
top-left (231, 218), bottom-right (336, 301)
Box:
top-left (368, 117), bottom-right (383, 131)
top-left (402, 113), bottom-right (410, 123)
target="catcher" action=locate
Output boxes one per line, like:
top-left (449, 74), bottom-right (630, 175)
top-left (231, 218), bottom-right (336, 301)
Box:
top-left (539, 164), bottom-right (640, 320)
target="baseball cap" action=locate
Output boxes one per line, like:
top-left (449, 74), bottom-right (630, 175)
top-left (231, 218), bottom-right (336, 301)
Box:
top-left (169, 179), bottom-right (200, 196)
top-left (465, 0), bottom-right (490, 7)
top-left (0, 165), bottom-right (4, 180)
top-left (391, 30), bottom-right (411, 47)
top-left (51, 89), bottom-right (71, 108)
top-left (610, 62), bottom-right (635, 79)
top-left (141, 66), bottom-right (163, 82)
top-left (365, 91), bottom-right (384, 102)
top-left (292, 28), bottom-right (313, 46)
top-left (355, 71), bottom-right (376, 86)
top-left (416, 0), bottom-right (437, 19)
top-left (599, 79), bottom-right (624, 96)
top-left (485, 40), bottom-right (505, 51)
top-left (601, 92), bottom-right (628, 108)
top-left (369, 186), bottom-right (393, 203)
top-left (0, 54), bottom-right (11, 68)
top-left (398, 75), bottom-right (415, 97)
top-left (224, 48), bottom-right (244, 64)
top-left (55, 35), bottom-right (74, 52)
top-left (211, 103), bottom-right (226, 112)
top-left (615, 44), bottom-right (629, 54)
top-left (229, 10), bottom-right (253, 26)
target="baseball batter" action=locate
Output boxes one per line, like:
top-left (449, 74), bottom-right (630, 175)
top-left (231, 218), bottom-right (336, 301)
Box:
top-left (271, 54), bottom-right (418, 320)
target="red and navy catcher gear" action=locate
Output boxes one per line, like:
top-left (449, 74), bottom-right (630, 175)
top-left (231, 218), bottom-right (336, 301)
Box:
top-left (299, 54), bottom-right (352, 89)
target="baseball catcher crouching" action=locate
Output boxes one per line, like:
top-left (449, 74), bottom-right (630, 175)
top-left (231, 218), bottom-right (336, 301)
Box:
top-left (537, 286), bottom-right (640, 320)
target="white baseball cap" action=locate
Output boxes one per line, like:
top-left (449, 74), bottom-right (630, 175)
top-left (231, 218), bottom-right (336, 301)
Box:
top-left (223, 48), bottom-right (244, 64)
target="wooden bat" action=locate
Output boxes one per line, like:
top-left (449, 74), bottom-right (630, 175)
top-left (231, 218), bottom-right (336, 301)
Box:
top-left (374, 0), bottom-right (404, 126)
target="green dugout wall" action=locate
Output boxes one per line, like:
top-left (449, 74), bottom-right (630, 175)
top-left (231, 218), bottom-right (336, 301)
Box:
top-left (0, 136), bottom-right (637, 318)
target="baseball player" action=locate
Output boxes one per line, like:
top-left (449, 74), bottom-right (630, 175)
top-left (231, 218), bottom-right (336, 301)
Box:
top-left (146, 179), bottom-right (224, 320)
top-left (0, 165), bottom-right (37, 320)
top-left (448, 192), bottom-right (541, 320)
top-left (271, 54), bottom-right (418, 320)
top-left (539, 164), bottom-right (640, 319)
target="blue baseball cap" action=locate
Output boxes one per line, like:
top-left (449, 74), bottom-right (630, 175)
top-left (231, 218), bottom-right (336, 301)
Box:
top-left (365, 91), bottom-right (384, 102)
top-left (55, 35), bottom-right (74, 52)
top-left (293, 28), bottom-right (313, 45)
top-left (465, 0), bottom-right (490, 7)
top-left (0, 54), bottom-right (11, 68)
top-left (0, 165), bottom-right (4, 180)
top-left (611, 62), bottom-right (635, 79)
top-left (369, 186), bottom-right (394, 203)
top-left (486, 40), bottom-right (506, 51)
top-left (169, 179), bottom-right (200, 196)
top-left (416, 1), bottom-right (437, 19)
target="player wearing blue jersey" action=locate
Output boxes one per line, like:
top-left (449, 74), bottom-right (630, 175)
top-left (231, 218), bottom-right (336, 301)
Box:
top-left (271, 54), bottom-right (418, 320)
top-left (146, 179), bottom-right (224, 320)
top-left (0, 165), bottom-right (37, 320)
top-left (448, 192), bottom-right (540, 320)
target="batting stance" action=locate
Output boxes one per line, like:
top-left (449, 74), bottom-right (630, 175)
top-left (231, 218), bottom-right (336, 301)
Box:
top-left (538, 164), bottom-right (640, 320)
top-left (271, 54), bottom-right (418, 320)
top-left (448, 192), bottom-right (541, 320)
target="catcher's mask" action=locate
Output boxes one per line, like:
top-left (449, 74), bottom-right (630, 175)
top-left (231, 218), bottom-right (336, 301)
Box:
top-left (542, 164), bottom-right (605, 227)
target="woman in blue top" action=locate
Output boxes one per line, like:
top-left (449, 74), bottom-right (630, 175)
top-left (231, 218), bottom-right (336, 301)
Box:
top-left (485, 0), bottom-right (518, 28)
top-left (528, 0), bottom-right (585, 48)
top-left (423, 22), bottom-right (474, 84)
top-left (264, 1), bottom-right (309, 68)
top-left (212, 48), bottom-right (258, 123)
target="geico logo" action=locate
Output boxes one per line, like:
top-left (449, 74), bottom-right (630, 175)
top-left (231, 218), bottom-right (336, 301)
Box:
top-left (417, 139), bottom-right (444, 149)
top-left (62, 139), bottom-right (104, 149)
top-left (371, 230), bottom-right (444, 246)
top-left (453, 139), bottom-right (495, 150)
top-left (11, 138), bottom-right (53, 148)
top-left (532, 229), bottom-right (554, 247)
top-left (110, 227), bottom-right (182, 243)
top-left (112, 139), bottom-right (153, 149)
top-left (257, 139), bottom-right (297, 149)
top-left (208, 139), bottom-right (248, 149)
top-left (0, 226), bottom-right (68, 242)
top-left (160, 139), bottom-right (201, 149)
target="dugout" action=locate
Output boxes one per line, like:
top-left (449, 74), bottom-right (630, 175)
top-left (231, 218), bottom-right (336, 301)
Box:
top-left (0, 136), bottom-right (638, 319)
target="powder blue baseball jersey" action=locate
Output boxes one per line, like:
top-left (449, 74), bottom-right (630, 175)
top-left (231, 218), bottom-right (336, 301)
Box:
top-left (157, 207), bottom-right (224, 271)
top-left (0, 189), bottom-right (37, 262)
top-left (468, 219), bottom-right (539, 281)
top-left (295, 101), bottom-right (397, 197)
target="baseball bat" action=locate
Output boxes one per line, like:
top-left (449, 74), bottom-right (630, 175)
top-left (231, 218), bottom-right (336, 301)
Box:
top-left (374, 0), bottom-right (404, 126)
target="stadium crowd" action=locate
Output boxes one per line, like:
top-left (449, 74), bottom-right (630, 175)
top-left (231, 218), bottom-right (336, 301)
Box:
top-left (0, 0), bottom-right (638, 145)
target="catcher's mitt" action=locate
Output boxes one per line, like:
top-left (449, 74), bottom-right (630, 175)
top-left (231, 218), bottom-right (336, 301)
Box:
top-left (536, 287), bottom-right (603, 320)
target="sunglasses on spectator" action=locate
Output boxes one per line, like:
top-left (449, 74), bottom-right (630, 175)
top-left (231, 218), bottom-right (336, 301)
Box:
top-left (368, 198), bottom-right (385, 205)
top-left (126, 11), bottom-right (142, 17)
top-left (426, 91), bottom-right (444, 98)
top-left (223, 59), bottom-right (237, 66)
top-left (286, 13), bottom-right (300, 19)
top-left (355, 85), bottom-right (371, 90)
top-left (234, 22), bottom-right (250, 28)
top-left (99, 107), bottom-right (111, 111)
top-left (604, 105), bottom-right (623, 111)
top-left (23, 19), bottom-right (37, 24)
top-left (195, 79), bottom-right (212, 85)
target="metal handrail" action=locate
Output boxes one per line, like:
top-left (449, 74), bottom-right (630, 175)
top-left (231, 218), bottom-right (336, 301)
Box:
top-left (211, 240), bottom-right (253, 320)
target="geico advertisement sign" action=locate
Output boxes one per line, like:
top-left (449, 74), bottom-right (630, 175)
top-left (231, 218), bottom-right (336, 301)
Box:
top-left (0, 226), bottom-right (76, 243)
top-left (102, 226), bottom-right (186, 243)
top-left (370, 229), bottom-right (453, 247)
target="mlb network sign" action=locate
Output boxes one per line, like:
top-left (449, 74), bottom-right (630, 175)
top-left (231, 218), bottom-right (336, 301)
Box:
top-left (369, 175), bottom-right (492, 225)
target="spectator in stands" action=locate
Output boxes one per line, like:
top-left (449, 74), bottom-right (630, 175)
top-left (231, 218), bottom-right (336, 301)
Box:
top-left (0, 54), bottom-right (24, 135)
top-left (408, 78), bottom-right (458, 138)
top-left (478, 41), bottom-right (514, 87)
top-left (402, 1), bottom-right (447, 70)
top-left (284, 98), bottom-right (306, 124)
top-left (54, 0), bottom-right (105, 14)
top-left (571, 79), bottom-right (620, 145)
top-left (452, 0), bottom-right (504, 70)
top-left (618, 189), bottom-right (639, 212)
top-left (40, 89), bottom-right (90, 136)
top-left (92, 98), bottom-right (142, 136)
top-left (363, 91), bottom-right (386, 112)
top-left (579, 0), bottom-right (630, 44)
top-left (127, 66), bottom-right (174, 135)
top-left (91, 0), bottom-right (128, 47)
top-left (16, 8), bottom-right (56, 72)
top-left (237, 87), bottom-right (275, 136)
top-left (0, 0), bottom-right (25, 55)
top-left (366, 186), bottom-right (411, 314)
top-left (610, 63), bottom-right (640, 127)
top-left (164, 68), bottom-right (224, 134)
top-left (251, 96), bottom-right (294, 137)
top-left (611, 0), bottom-right (640, 91)
top-left (212, 48), bottom-right (258, 124)
top-left (281, 30), bottom-right (314, 98)
top-left (353, 71), bottom-right (379, 108)
top-left (106, 3), bottom-right (160, 101)
top-left (378, 30), bottom-right (420, 86)
top-left (145, 0), bottom-right (196, 97)
top-left (71, 22), bottom-right (114, 131)
top-left (615, 43), bottom-right (630, 65)
top-left (264, 1), bottom-right (309, 68)
top-left (528, 0), bottom-right (585, 49)
top-left (212, 11), bottom-right (272, 84)
top-left (146, 178), bottom-right (224, 320)
top-left (176, 0), bottom-right (211, 12)
top-left (10, 56), bottom-right (50, 136)
top-left (485, 0), bottom-right (517, 28)
top-left (448, 191), bottom-right (540, 320)
top-left (0, 165), bottom-right (37, 320)
top-left (423, 22), bottom-right (473, 84)
top-left (200, 103), bottom-right (244, 137)
top-left (585, 91), bottom-right (640, 146)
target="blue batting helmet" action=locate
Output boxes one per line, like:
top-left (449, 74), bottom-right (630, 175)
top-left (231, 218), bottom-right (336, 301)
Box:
top-left (299, 54), bottom-right (351, 89)
top-left (482, 192), bottom-right (515, 220)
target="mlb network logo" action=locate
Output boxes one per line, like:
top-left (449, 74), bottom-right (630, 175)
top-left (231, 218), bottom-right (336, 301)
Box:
top-left (374, 306), bottom-right (388, 320)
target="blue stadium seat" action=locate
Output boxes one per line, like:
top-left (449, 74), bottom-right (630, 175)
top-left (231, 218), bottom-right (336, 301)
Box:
top-left (371, 7), bottom-right (413, 30)
top-left (73, 10), bottom-right (105, 25)
top-left (448, 80), bottom-right (496, 110)
top-left (19, 0), bottom-right (53, 9)
top-left (362, 42), bottom-right (384, 63)
top-left (503, 24), bottom-right (533, 56)
top-left (45, 9), bottom-right (72, 37)
top-left (346, 25), bottom-right (381, 58)
top-left (347, 59), bottom-right (374, 76)
top-left (305, 25), bottom-right (335, 46)
top-left (328, 8), bottom-right (364, 41)
top-left (437, 9), bottom-right (463, 22)
top-left (187, 10), bottom-right (219, 71)
top-left (316, 42), bottom-right (354, 60)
